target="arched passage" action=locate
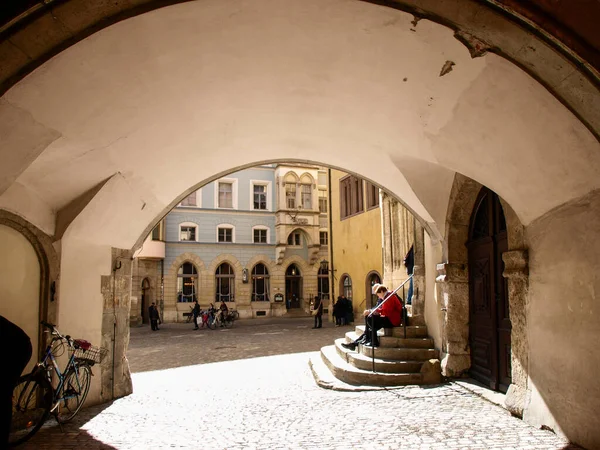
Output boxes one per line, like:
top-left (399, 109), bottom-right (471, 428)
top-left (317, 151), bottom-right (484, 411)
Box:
top-left (1, 0), bottom-right (599, 446)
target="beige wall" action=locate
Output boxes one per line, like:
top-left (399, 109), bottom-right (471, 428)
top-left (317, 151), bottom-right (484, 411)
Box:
top-left (0, 224), bottom-right (40, 374)
top-left (424, 238), bottom-right (443, 353)
top-left (523, 189), bottom-right (600, 446)
top-left (330, 170), bottom-right (382, 313)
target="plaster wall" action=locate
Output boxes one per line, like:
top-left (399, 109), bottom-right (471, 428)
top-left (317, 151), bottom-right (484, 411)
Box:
top-left (57, 234), bottom-right (111, 405)
top-left (0, 224), bottom-right (40, 374)
top-left (2, 0), bottom-right (598, 252)
top-left (524, 189), bottom-right (600, 448)
top-left (424, 237), bottom-right (443, 354)
top-left (330, 170), bottom-right (383, 312)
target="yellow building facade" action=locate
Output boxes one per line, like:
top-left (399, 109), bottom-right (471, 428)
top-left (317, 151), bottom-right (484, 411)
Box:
top-left (329, 170), bottom-right (383, 319)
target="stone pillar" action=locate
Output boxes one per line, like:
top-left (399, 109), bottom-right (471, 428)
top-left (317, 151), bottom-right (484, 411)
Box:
top-left (436, 262), bottom-right (470, 377)
top-left (503, 249), bottom-right (529, 417)
top-left (100, 248), bottom-right (133, 401)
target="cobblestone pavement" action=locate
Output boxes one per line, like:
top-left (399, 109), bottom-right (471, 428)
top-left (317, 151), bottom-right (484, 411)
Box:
top-left (19, 318), bottom-right (580, 449)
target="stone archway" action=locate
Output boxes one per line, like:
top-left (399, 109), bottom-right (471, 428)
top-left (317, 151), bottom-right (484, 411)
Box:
top-left (0, 210), bottom-right (59, 367)
top-left (438, 173), bottom-right (529, 415)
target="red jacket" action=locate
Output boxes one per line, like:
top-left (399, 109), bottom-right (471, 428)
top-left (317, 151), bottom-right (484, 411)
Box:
top-left (374, 292), bottom-right (403, 326)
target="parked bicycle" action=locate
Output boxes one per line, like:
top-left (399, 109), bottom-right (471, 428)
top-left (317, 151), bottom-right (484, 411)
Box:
top-left (208, 310), bottom-right (236, 329)
top-left (8, 321), bottom-right (108, 447)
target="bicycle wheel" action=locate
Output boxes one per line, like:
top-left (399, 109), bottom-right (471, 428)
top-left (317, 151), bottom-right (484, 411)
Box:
top-left (207, 317), bottom-right (217, 330)
top-left (223, 317), bottom-right (233, 328)
top-left (9, 372), bottom-right (53, 447)
top-left (54, 364), bottom-right (91, 423)
top-left (231, 310), bottom-right (239, 320)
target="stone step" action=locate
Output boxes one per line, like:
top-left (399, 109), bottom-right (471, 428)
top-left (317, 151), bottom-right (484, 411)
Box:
top-left (345, 331), bottom-right (434, 349)
top-left (320, 344), bottom-right (425, 386)
top-left (359, 345), bottom-right (439, 361)
top-left (334, 339), bottom-right (423, 373)
top-left (354, 325), bottom-right (429, 338)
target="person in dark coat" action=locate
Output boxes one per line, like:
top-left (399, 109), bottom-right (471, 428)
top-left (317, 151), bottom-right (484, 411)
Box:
top-left (404, 245), bottom-right (415, 305)
top-left (312, 296), bottom-right (323, 329)
top-left (1, 315), bottom-right (33, 447)
top-left (333, 296), bottom-right (344, 327)
top-left (149, 303), bottom-right (161, 331)
top-left (341, 294), bottom-right (353, 325)
top-left (192, 300), bottom-right (201, 330)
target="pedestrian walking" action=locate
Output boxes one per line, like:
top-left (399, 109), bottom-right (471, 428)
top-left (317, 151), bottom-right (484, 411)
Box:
top-left (149, 303), bottom-right (161, 331)
top-left (192, 299), bottom-right (201, 330)
top-left (404, 245), bottom-right (414, 305)
top-left (311, 296), bottom-right (323, 329)
top-left (1, 315), bottom-right (32, 448)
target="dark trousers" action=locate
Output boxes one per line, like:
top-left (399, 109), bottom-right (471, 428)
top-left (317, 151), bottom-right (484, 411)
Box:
top-left (358, 315), bottom-right (393, 346)
top-left (314, 314), bottom-right (322, 328)
top-left (150, 319), bottom-right (159, 331)
top-left (1, 318), bottom-right (33, 447)
top-left (193, 315), bottom-right (199, 328)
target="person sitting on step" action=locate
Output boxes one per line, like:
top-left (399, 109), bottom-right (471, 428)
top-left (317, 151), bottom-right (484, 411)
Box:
top-left (341, 283), bottom-right (403, 350)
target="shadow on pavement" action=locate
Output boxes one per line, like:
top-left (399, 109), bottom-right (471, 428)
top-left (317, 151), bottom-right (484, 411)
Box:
top-left (18, 402), bottom-right (117, 449)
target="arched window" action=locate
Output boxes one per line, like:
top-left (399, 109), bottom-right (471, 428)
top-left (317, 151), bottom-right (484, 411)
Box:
top-left (216, 262), bottom-right (235, 302)
top-left (366, 272), bottom-right (381, 309)
top-left (177, 262), bottom-right (198, 303)
top-left (342, 275), bottom-right (353, 300)
top-left (318, 262), bottom-right (330, 300)
top-left (300, 174), bottom-right (313, 209)
top-left (251, 263), bottom-right (270, 301)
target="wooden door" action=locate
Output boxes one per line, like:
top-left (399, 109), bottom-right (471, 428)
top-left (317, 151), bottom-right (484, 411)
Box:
top-left (468, 189), bottom-right (511, 392)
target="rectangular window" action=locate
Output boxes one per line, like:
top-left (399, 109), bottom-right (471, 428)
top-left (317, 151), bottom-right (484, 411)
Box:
top-left (287, 231), bottom-right (301, 246)
top-left (285, 183), bottom-right (297, 209)
top-left (319, 231), bottom-right (328, 246)
top-left (151, 224), bottom-right (161, 241)
top-left (180, 226), bottom-right (196, 241)
top-left (218, 227), bottom-right (233, 243)
top-left (180, 192), bottom-right (197, 207)
top-left (319, 191), bottom-right (327, 213)
top-left (365, 182), bottom-right (379, 209)
top-left (253, 184), bottom-right (267, 210)
top-left (301, 184), bottom-right (312, 209)
top-left (253, 229), bottom-right (267, 243)
top-left (340, 175), bottom-right (364, 219)
top-left (218, 182), bottom-right (233, 208)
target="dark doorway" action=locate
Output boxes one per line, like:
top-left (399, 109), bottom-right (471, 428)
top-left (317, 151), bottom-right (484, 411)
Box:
top-left (467, 188), bottom-right (511, 392)
top-left (285, 264), bottom-right (302, 309)
top-left (366, 271), bottom-right (381, 309)
top-left (141, 278), bottom-right (150, 324)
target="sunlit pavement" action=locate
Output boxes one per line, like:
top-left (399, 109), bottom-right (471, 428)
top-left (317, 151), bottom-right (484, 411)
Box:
top-left (20, 318), bottom-right (579, 449)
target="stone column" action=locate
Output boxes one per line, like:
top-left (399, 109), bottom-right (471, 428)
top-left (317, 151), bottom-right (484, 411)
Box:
top-left (503, 249), bottom-right (529, 417)
top-left (100, 248), bottom-right (133, 401)
top-left (436, 262), bottom-right (470, 377)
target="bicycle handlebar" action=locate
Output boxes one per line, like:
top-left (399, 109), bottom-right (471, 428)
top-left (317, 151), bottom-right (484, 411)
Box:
top-left (40, 320), bottom-right (75, 347)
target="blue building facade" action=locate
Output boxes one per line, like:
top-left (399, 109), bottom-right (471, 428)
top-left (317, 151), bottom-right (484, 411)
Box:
top-left (143, 164), bottom-right (330, 321)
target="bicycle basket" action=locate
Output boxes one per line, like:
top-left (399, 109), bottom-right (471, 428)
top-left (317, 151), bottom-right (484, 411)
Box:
top-left (72, 342), bottom-right (108, 365)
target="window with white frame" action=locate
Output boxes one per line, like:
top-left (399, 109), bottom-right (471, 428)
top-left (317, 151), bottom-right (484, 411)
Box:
top-left (218, 182), bottom-right (233, 208)
top-left (285, 183), bottom-right (297, 209)
top-left (319, 190), bottom-right (327, 213)
top-left (253, 226), bottom-right (269, 244)
top-left (287, 231), bottom-right (301, 246)
top-left (180, 191), bottom-right (197, 207)
top-left (253, 183), bottom-right (268, 210)
top-left (301, 184), bottom-right (312, 209)
top-left (319, 231), bottom-right (328, 246)
top-left (217, 225), bottom-right (234, 243)
top-left (179, 223), bottom-right (198, 241)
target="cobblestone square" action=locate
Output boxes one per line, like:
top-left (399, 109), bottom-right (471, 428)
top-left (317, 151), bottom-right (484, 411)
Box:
top-left (19, 319), bottom-right (579, 449)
